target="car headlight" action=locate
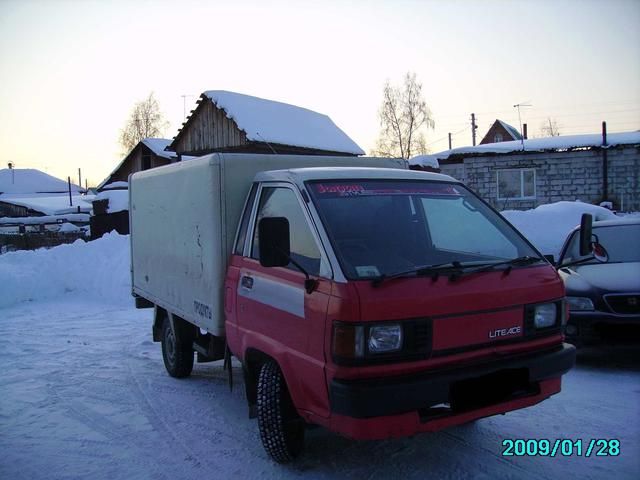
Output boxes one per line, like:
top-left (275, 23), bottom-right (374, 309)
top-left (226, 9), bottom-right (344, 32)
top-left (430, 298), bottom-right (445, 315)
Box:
top-left (333, 322), bottom-right (405, 362)
top-left (534, 303), bottom-right (557, 328)
top-left (566, 296), bottom-right (594, 311)
top-left (368, 325), bottom-right (403, 353)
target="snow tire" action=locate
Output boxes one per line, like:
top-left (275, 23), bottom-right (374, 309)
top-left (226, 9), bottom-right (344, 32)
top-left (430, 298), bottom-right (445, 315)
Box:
top-left (257, 361), bottom-right (305, 463)
top-left (161, 319), bottom-right (194, 378)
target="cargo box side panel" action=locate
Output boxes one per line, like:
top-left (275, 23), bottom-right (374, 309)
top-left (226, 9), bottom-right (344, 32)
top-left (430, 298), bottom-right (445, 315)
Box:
top-left (130, 158), bottom-right (225, 335)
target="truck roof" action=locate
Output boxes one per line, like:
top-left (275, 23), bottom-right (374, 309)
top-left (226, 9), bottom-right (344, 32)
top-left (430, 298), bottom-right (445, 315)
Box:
top-left (254, 167), bottom-right (457, 184)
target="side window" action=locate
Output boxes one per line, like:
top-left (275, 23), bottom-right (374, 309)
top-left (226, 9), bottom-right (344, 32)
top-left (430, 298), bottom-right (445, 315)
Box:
top-left (251, 187), bottom-right (321, 276)
top-left (234, 183), bottom-right (258, 255)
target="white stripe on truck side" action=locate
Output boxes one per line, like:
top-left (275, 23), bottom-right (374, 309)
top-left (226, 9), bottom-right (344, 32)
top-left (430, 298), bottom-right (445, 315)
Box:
top-left (237, 273), bottom-right (305, 318)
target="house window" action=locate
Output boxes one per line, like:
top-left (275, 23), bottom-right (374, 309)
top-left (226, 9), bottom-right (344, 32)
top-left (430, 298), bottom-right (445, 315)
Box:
top-left (497, 168), bottom-right (536, 200)
top-left (494, 133), bottom-right (503, 143)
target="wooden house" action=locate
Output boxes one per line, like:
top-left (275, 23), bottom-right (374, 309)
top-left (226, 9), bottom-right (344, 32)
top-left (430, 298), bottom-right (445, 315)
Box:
top-left (168, 91), bottom-right (364, 157)
top-left (97, 138), bottom-right (176, 190)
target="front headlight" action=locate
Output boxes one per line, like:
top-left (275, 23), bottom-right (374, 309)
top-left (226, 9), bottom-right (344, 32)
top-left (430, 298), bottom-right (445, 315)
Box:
top-left (566, 296), bottom-right (594, 311)
top-left (534, 303), bottom-right (557, 328)
top-left (368, 325), bottom-right (403, 353)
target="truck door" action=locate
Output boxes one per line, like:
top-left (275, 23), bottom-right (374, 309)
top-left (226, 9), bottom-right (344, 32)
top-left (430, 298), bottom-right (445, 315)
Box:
top-left (236, 183), bottom-right (332, 418)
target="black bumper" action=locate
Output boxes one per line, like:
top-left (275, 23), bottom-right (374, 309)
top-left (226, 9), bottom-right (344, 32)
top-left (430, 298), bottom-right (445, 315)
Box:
top-left (330, 343), bottom-right (576, 419)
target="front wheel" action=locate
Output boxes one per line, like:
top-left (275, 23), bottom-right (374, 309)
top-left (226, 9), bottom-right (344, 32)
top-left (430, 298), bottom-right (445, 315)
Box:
top-left (257, 361), bottom-right (305, 463)
top-left (161, 320), bottom-right (194, 378)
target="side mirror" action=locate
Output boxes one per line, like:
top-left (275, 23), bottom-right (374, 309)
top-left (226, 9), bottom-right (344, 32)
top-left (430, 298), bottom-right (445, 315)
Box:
top-left (258, 217), bottom-right (290, 267)
top-left (579, 213), bottom-right (593, 256)
top-left (577, 213), bottom-right (608, 264)
top-left (544, 254), bottom-right (555, 265)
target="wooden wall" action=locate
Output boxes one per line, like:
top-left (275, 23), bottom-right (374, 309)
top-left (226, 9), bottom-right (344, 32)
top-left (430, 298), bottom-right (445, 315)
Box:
top-left (172, 98), bottom-right (249, 156)
top-left (105, 145), bottom-right (171, 186)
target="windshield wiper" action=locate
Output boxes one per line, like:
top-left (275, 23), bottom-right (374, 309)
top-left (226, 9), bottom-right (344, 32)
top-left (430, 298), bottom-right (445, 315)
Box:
top-left (371, 261), bottom-right (463, 287)
top-left (449, 256), bottom-right (543, 281)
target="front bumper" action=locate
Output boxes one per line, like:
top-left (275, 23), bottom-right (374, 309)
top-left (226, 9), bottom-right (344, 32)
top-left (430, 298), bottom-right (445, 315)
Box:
top-left (330, 344), bottom-right (575, 420)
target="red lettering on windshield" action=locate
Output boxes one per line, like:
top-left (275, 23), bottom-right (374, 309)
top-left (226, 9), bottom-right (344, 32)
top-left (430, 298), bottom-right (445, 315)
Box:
top-left (316, 184), bottom-right (365, 194)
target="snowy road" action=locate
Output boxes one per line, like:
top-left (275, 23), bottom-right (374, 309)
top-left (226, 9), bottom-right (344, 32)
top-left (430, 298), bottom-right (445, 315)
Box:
top-left (1, 300), bottom-right (638, 480)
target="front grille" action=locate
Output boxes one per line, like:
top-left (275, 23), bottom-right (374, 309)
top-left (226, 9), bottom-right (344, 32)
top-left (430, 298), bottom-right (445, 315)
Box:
top-left (604, 294), bottom-right (640, 315)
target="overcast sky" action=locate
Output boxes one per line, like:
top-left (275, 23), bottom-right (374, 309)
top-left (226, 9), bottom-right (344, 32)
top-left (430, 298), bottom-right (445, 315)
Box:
top-left (1, 0), bottom-right (639, 186)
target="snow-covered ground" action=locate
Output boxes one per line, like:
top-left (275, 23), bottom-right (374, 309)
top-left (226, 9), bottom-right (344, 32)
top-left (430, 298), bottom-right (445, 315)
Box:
top-left (1, 204), bottom-right (639, 479)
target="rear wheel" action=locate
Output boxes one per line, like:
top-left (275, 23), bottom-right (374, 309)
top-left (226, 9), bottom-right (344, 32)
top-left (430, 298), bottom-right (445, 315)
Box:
top-left (257, 361), bottom-right (305, 463)
top-left (161, 320), bottom-right (194, 378)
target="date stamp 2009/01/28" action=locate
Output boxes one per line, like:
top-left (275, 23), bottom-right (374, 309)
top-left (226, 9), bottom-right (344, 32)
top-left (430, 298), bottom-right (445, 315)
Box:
top-left (502, 439), bottom-right (620, 457)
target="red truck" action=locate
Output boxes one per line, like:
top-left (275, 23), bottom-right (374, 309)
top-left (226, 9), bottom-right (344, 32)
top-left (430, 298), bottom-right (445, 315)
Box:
top-left (130, 153), bottom-right (576, 462)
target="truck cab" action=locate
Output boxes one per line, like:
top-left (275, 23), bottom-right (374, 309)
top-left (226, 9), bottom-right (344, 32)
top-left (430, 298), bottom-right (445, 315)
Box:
top-left (224, 167), bottom-right (575, 462)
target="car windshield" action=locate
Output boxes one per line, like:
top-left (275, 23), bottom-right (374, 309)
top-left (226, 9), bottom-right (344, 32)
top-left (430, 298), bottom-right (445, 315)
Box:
top-left (561, 223), bottom-right (640, 265)
top-left (306, 179), bottom-right (540, 280)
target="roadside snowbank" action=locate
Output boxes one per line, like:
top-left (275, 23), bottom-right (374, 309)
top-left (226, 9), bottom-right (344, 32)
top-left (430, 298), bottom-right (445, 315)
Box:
top-left (501, 201), bottom-right (618, 257)
top-left (0, 232), bottom-right (130, 309)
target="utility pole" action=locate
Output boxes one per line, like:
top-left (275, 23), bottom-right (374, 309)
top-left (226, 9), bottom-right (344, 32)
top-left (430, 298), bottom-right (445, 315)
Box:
top-left (602, 121), bottom-right (608, 201)
top-left (448, 132), bottom-right (452, 150)
top-left (8, 162), bottom-right (14, 184)
top-left (78, 168), bottom-right (82, 192)
top-left (471, 113), bottom-right (478, 146)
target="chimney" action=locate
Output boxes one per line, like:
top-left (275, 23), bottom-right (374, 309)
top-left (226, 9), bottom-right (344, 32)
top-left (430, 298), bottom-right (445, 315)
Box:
top-left (523, 123), bottom-right (528, 140)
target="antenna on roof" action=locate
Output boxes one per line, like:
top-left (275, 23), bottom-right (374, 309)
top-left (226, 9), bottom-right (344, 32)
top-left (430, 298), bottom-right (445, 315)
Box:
top-left (256, 132), bottom-right (278, 154)
top-left (180, 94), bottom-right (194, 122)
top-left (513, 101), bottom-right (532, 150)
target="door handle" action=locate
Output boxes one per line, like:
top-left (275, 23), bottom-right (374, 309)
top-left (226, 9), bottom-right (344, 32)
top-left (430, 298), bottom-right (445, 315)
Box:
top-left (241, 275), bottom-right (254, 290)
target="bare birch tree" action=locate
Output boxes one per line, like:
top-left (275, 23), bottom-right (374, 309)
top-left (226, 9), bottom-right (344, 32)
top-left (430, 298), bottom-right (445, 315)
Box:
top-left (540, 117), bottom-right (561, 137)
top-left (119, 92), bottom-right (169, 153)
top-left (373, 72), bottom-right (435, 159)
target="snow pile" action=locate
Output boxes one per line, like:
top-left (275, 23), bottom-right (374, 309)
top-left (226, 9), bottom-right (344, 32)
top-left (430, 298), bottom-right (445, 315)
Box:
top-left (0, 168), bottom-right (82, 195)
top-left (0, 232), bottom-right (131, 309)
top-left (502, 201), bottom-right (618, 256)
top-left (204, 90), bottom-right (365, 155)
top-left (58, 222), bottom-right (81, 232)
top-left (95, 190), bottom-right (129, 213)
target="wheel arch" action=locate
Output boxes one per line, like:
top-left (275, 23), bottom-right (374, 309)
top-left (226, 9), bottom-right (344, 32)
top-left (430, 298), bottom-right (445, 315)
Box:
top-left (243, 348), bottom-right (278, 413)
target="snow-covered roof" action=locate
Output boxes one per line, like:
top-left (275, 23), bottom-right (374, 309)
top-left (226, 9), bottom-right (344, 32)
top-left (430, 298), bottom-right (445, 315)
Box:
top-left (497, 120), bottom-right (522, 140)
top-left (101, 181), bottom-right (128, 190)
top-left (408, 155), bottom-right (440, 169)
top-left (141, 138), bottom-right (175, 160)
top-left (409, 131), bottom-right (640, 167)
top-left (94, 190), bottom-right (128, 214)
top-left (199, 91), bottom-right (365, 155)
top-left (0, 194), bottom-right (92, 216)
top-left (0, 169), bottom-right (81, 195)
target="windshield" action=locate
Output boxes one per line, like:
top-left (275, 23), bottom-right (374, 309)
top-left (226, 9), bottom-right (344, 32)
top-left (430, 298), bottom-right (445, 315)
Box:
top-left (562, 223), bottom-right (640, 265)
top-left (307, 179), bottom-right (540, 279)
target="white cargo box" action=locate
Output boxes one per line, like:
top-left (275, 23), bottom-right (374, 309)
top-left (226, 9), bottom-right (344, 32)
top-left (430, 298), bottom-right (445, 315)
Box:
top-left (129, 153), bottom-right (406, 336)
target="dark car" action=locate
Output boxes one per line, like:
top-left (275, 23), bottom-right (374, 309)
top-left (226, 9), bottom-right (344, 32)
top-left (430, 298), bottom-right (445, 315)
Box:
top-left (558, 218), bottom-right (640, 344)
